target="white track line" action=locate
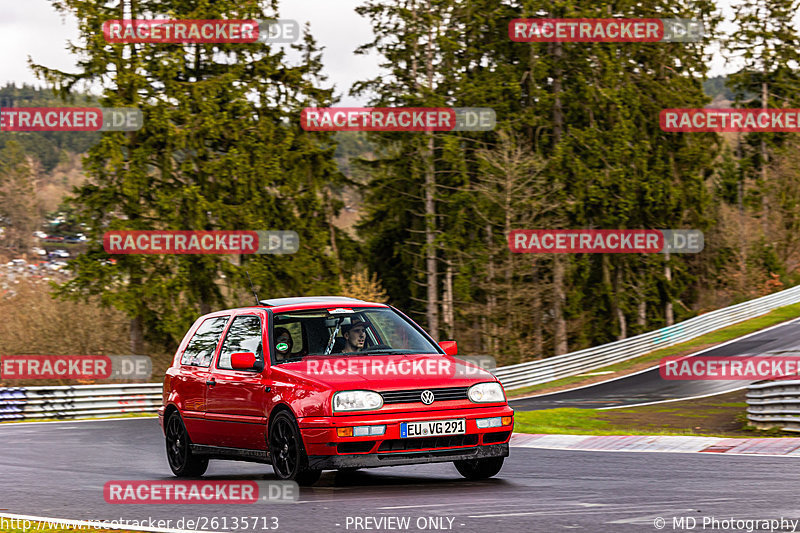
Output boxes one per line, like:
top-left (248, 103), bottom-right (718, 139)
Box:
top-left (511, 435), bottom-right (799, 460)
top-left (598, 386), bottom-right (751, 410)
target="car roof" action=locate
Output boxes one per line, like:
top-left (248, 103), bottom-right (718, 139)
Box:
top-left (213, 296), bottom-right (389, 315)
top-left (259, 296), bottom-right (366, 307)
top-left (261, 296), bottom-right (389, 313)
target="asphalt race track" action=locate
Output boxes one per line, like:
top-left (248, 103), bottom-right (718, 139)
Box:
top-left (2, 418), bottom-right (800, 533)
top-left (6, 320), bottom-right (800, 532)
top-left (511, 318), bottom-right (800, 411)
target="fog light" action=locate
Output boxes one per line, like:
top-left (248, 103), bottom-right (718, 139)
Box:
top-left (476, 417), bottom-right (502, 428)
top-left (353, 425), bottom-right (386, 436)
top-left (337, 427), bottom-right (353, 437)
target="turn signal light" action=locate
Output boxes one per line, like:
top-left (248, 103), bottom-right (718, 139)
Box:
top-left (337, 425), bottom-right (386, 437)
top-left (477, 416), bottom-right (514, 428)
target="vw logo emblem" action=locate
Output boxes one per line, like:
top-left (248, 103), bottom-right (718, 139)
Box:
top-left (420, 390), bottom-right (435, 405)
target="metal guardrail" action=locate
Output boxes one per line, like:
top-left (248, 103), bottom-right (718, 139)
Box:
top-left (747, 380), bottom-right (800, 432)
top-left (495, 284), bottom-right (800, 391)
top-left (0, 383), bottom-right (161, 421)
top-left (3, 285), bottom-right (800, 420)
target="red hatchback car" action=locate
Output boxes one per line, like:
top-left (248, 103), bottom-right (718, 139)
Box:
top-left (159, 296), bottom-right (513, 485)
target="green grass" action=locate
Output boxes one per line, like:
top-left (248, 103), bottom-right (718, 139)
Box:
top-left (514, 408), bottom-right (614, 434)
top-left (508, 302), bottom-right (800, 398)
top-left (513, 390), bottom-right (792, 437)
top-left (513, 408), bottom-right (742, 437)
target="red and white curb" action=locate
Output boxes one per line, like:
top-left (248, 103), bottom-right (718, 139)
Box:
top-left (511, 432), bottom-right (800, 456)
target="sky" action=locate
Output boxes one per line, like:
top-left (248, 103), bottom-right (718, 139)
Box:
top-left (0, 0), bottom-right (380, 105)
top-left (0, 0), bottom-right (774, 106)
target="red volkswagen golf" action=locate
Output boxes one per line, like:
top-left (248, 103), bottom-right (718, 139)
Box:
top-left (158, 296), bottom-right (513, 485)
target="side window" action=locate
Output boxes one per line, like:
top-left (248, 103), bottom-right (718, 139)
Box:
top-left (273, 320), bottom-right (306, 361)
top-left (180, 316), bottom-right (230, 367)
top-left (217, 315), bottom-right (263, 370)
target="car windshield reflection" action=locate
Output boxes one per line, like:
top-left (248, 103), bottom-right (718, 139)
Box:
top-left (271, 307), bottom-right (440, 363)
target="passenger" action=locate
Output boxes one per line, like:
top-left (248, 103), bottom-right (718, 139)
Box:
top-left (274, 327), bottom-right (294, 360)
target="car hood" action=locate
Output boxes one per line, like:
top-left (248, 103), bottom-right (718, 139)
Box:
top-left (273, 353), bottom-right (495, 390)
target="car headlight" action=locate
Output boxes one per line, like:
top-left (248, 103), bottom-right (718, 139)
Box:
top-left (468, 382), bottom-right (505, 403)
top-left (332, 390), bottom-right (384, 412)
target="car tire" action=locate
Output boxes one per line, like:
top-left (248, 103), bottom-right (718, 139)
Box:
top-left (453, 457), bottom-right (504, 480)
top-left (165, 411), bottom-right (209, 477)
top-left (269, 411), bottom-right (321, 486)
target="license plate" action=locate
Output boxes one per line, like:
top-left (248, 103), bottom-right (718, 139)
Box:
top-left (400, 419), bottom-right (466, 438)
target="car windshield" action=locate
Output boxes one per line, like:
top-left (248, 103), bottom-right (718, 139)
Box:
top-left (271, 307), bottom-right (440, 362)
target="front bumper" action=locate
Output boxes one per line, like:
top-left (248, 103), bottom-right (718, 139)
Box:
top-left (308, 442), bottom-right (508, 470)
top-left (299, 404), bottom-right (513, 469)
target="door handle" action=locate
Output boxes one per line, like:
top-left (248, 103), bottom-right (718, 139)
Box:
top-left (206, 379), bottom-right (216, 387)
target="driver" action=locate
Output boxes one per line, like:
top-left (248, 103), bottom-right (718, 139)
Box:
top-left (341, 320), bottom-right (367, 353)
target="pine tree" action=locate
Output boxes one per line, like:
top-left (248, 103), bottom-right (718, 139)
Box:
top-left (0, 141), bottom-right (39, 254)
top-left (726, 0), bottom-right (800, 232)
top-left (31, 0), bottom-right (346, 349)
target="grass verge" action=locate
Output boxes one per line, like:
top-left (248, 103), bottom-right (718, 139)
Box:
top-left (508, 302), bottom-right (800, 399)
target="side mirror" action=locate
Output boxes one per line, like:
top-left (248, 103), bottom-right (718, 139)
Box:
top-left (231, 352), bottom-right (257, 370)
top-left (438, 340), bottom-right (458, 356)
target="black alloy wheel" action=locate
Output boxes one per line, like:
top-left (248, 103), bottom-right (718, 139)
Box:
top-left (165, 411), bottom-right (209, 477)
top-left (269, 411), bottom-right (321, 486)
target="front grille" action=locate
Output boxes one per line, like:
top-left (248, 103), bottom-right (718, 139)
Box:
top-left (483, 431), bottom-right (511, 444)
top-left (337, 441), bottom-right (375, 454)
top-left (377, 448), bottom-right (478, 461)
top-left (378, 434), bottom-right (478, 452)
top-left (380, 387), bottom-right (469, 404)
